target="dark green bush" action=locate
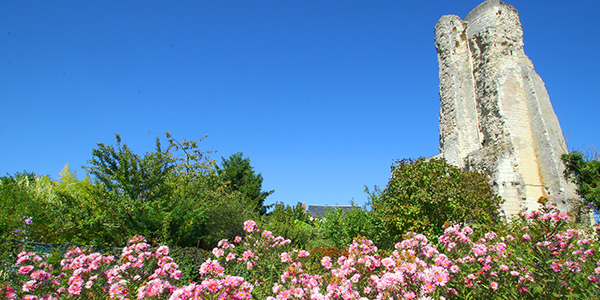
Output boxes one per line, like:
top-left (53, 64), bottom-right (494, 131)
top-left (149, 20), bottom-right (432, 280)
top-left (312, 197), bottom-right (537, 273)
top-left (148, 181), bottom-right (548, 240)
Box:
top-left (318, 205), bottom-right (390, 249)
top-left (372, 157), bottom-right (503, 239)
top-left (0, 174), bottom-right (69, 243)
top-left (260, 202), bottom-right (326, 249)
top-left (562, 150), bottom-right (600, 211)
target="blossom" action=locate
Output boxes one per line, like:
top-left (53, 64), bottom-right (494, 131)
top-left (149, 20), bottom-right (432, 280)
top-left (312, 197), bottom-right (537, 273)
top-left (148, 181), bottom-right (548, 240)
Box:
top-left (85, 280), bottom-right (94, 289)
top-left (450, 265), bottom-right (459, 273)
top-left (558, 212), bottom-right (570, 220)
top-left (321, 257), bottom-right (332, 269)
top-left (551, 261), bottom-right (562, 272)
top-left (243, 220), bottom-right (257, 232)
top-left (67, 283), bottom-right (82, 295)
top-left (242, 250), bottom-right (254, 260)
top-left (381, 257), bottom-right (396, 270)
top-left (212, 248), bottom-right (224, 258)
top-left (7, 203), bottom-right (600, 300)
top-left (203, 279), bottom-right (221, 294)
top-left (298, 250), bottom-right (310, 258)
top-left (472, 243), bottom-right (487, 257)
top-left (462, 226), bottom-right (474, 235)
top-left (484, 231), bottom-right (498, 240)
top-left (156, 246), bottom-right (169, 256)
top-left (226, 253), bottom-right (236, 262)
top-left (18, 265), bottom-right (34, 275)
top-left (22, 280), bottom-right (36, 292)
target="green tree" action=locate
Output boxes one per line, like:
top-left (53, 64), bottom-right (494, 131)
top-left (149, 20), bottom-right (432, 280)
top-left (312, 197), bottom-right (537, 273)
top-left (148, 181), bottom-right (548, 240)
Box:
top-left (372, 157), bottom-right (503, 239)
top-left (86, 134), bottom-right (176, 202)
top-left (52, 164), bottom-right (109, 244)
top-left (562, 150), bottom-right (600, 210)
top-left (82, 133), bottom-right (219, 246)
top-left (169, 171), bottom-right (258, 248)
top-left (216, 152), bottom-right (273, 215)
top-left (319, 203), bottom-right (390, 249)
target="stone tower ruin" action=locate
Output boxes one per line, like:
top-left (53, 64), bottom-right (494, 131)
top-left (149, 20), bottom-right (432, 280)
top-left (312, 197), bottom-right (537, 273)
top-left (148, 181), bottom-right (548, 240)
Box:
top-left (434, 0), bottom-right (578, 217)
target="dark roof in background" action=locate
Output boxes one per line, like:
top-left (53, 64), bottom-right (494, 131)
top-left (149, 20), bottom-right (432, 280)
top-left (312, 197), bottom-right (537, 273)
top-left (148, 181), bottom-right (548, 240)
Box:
top-left (307, 205), bottom-right (361, 217)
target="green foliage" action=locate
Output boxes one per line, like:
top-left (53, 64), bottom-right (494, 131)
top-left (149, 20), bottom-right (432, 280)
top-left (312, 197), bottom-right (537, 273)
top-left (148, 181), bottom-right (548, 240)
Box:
top-left (79, 133), bottom-right (237, 248)
top-left (168, 246), bottom-right (209, 282)
top-left (85, 134), bottom-right (176, 202)
top-left (0, 133), bottom-right (276, 251)
top-left (0, 168), bottom-right (133, 246)
top-left (216, 152), bottom-right (273, 215)
top-left (318, 203), bottom-right (390, 249)
top-left (260, 202), bottom-right (324, 249)
top-left (562, 150), bottom-right (600, 210)
top-left (162, 134), bottom-right (254, 248)
top-left (0, 173), bottom-right (69, 243)
top-left (451, 201), bottom-right (600, 299)
top-left (372, 157), bottom-right (503, 239)
top-left (199, 192), bottom-right (258, 249)
top-left (0, 133), bottom-right (262, 250)
top-left (164, 132), bottom-right (217, 178)
top-left (52, 165), bottom-right (113, 244)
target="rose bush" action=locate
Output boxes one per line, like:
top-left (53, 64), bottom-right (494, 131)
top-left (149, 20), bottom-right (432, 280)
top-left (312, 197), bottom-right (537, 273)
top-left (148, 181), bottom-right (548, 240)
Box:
top-left (2, 204), bottom-right (600, 299)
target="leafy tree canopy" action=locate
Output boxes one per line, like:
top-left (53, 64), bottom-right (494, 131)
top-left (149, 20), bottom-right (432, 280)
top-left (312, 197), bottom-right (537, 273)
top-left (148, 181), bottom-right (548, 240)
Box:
top-left (216, 152), bottom-right (273, 215)
top-left (85, 134), bottom-right (176, 202)
top-left (372, 157), bottom-right (503, 238)
top-left (81, 133), bottom-right (224, 246)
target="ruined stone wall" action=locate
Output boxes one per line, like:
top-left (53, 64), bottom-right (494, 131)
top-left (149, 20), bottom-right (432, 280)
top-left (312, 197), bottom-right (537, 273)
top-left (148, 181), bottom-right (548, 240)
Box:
top-left (435, 0), bottom-right (578, 217)
top-left (435, 15), bottom-right (481, 167)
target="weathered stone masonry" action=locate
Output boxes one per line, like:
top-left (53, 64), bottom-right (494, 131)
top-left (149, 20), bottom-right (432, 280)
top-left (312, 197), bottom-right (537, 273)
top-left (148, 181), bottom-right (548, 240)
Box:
top-left (434, 0), bottom-right (578, 217)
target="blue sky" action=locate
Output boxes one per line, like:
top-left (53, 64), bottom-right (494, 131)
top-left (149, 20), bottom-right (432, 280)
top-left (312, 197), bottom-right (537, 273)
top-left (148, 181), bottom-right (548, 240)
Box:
top-left (2, 1), bottom-right (599, 208)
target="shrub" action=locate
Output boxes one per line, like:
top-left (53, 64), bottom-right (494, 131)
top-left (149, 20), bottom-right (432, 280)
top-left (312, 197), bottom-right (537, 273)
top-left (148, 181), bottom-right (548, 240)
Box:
top-left (77, 134), bottom-right (261, 248)
top-left (372, 157), bottom-right (503, 239)
top-left (0, 174), bottom-right (68, 243)
top-left (2, 204), bottom-right (600, 299)
top-left (260, 202), bottom-right (324, 249)
top-left (318, 204), bottom-right (389, 249)
top-left (562, 150), bottom-right (600, 211)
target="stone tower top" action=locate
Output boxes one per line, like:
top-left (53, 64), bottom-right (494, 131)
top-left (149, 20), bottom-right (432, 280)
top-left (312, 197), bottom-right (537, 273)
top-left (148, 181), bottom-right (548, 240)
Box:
top-left (464, 0), bottom-right (521, 42)
top-left (434, 0), bottom-right (579, 217)
top-left (465, 0), bottom-right (517, 22)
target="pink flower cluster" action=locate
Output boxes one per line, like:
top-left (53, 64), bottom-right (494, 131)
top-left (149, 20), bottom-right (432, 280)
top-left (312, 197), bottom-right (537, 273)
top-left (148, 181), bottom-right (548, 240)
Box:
top-left (269, 249), bottom-right (322, 300)
top-left (169, 275), bottom-right (254, 300)
top-left (3, 207), bottom-right (600, 300)
top-left (10, 252), bottom-right (55, 300)
top-left (261, 206), bottom-right (600, 299)
top-left (4, 234), bottom-right (184, 300)
top-left (59, 246), bottom-right (115, 297)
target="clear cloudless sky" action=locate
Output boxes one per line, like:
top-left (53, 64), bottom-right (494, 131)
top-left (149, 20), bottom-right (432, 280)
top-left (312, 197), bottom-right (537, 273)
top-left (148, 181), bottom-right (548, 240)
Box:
top-left (2, 0), bottom-right (599, 208)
